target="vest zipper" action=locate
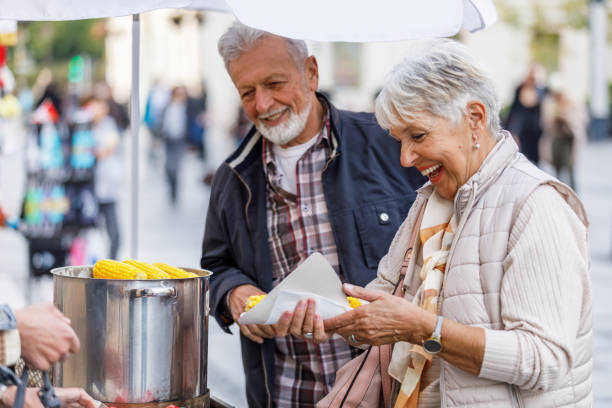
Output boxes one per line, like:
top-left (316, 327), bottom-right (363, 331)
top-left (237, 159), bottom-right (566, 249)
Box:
top-left (437, 182), bottom-right (478, 408)
top-left (509, 384), bottom-right (524, 408)
top-left (261, 347), bottom-right (272, 408)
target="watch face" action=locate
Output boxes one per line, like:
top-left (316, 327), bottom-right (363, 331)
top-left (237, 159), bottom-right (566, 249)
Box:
top-left (423, 339), bottom-right (442, 354)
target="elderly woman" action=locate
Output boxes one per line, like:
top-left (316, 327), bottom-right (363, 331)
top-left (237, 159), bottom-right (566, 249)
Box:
top-left (321, 40), bottom-right (592, 407)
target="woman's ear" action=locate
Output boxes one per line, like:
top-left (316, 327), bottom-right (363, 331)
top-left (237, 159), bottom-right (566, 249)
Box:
top-left (465, 100), bottom-right (487, 130)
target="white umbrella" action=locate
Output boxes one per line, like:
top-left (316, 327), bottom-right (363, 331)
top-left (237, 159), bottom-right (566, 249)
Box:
top-left (0, 0), bottom-right (497, 257)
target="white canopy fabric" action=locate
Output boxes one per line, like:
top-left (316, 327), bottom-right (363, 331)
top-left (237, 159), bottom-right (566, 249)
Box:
top-left (230, 0), bottom-right (498, 41)
top-left (0, 0), bottom-right (496, 41)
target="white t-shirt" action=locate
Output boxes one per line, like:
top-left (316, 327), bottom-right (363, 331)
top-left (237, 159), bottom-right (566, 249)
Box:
top-left (271, 134), bottom-right (319, 195)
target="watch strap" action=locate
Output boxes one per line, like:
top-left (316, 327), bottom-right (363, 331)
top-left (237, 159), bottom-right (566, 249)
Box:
top-left (432, 315), bottom-right (444, 339)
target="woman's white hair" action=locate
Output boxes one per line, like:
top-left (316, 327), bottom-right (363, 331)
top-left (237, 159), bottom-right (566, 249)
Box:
top-left (375, 39), bottom-right (501, 135)
top-left (218, 21), bottom-right (308, 71)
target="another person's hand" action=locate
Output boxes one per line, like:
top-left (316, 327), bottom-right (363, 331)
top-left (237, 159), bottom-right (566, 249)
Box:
top-left (14, 303), bottom-right (80, 371)
top-left (324, 284), bottom-right (435, 346)
top-left (0, 386), bottom-right (42, 408)
top-left (55, 387), bottom-right (98, 408)
top-left (0, 387), bottom-right (97, 408)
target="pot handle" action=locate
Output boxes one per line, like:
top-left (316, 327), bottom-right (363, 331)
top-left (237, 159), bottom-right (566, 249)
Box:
top-left (129, 287), bottom-right (177, 298)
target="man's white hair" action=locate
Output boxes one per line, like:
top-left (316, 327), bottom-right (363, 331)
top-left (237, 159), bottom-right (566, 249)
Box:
top-left (375, 39), bottom-right (501, 135)
top-left (218, 21), bottom-right (308, 71)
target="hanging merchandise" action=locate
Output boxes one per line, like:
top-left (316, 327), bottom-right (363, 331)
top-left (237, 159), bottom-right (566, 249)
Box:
top-left (39, 123), bottom-right (64, 170)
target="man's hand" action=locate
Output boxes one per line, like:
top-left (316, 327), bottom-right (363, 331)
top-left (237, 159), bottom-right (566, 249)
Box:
top-left (229, 284), bottom-right (281, 344)
top-left (0, 387), bottom-right (97, 408)
top-left (14, 303), bottom-right (80, 371)
top-left (229, 285), bottom-right (331, 344)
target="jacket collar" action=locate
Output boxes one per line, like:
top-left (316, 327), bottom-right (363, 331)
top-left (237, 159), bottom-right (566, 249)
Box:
top-left (417, 130), bottom-right (519, 220)
top-left (226, 92), bottom-right (339, 174)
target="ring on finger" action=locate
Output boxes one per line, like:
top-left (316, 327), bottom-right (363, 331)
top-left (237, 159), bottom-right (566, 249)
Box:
top-left (303, 332), bottom-right (314, 340)
top-left (349, 334), bottom-right (358, 343)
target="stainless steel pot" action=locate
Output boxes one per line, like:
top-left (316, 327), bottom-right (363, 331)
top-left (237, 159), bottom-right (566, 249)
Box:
top-left (51, 266), bottom-right (210, 405)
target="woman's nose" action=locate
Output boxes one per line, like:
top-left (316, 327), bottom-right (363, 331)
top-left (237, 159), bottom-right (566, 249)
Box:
top-left (400, 142), bottom-right (419, 168)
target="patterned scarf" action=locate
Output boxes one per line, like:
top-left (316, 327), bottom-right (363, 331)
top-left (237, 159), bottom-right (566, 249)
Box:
top-left (392, 189), bottom-right (456, 408)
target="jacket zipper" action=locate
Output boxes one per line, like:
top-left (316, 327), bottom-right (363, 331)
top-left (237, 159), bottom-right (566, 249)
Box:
top-left (228, 165), bottom-right (253, 226)
top-left (261, 347), bottom-right (272, 408)
top-left (322, 152), bottom-right (340, 173)
top-left (438, 182), bottom-right (478, 408)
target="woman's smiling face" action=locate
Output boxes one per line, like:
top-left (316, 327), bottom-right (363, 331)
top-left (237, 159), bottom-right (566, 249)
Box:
top-left (389, 103), bottom-right (490, 200)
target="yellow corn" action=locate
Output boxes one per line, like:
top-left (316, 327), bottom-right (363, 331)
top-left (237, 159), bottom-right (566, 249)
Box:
top-left (93, 259), bottom-right (147, 280)
top-left (244, 294), bottom-right (363, 312)
top-left (152, 262), bottom-right (198, 279)
top-left (245, 295), bottom-right (266, 312)
top-left (123, 259), bottom-right (170, 279)
top-left (347, 296), bottom-right (362, 308)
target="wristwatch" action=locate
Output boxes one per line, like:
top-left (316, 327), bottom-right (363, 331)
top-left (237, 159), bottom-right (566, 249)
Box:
top-left (423, 316), bottom-right (444, 354)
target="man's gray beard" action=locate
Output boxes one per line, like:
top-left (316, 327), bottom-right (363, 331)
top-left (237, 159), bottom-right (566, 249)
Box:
top-left (256, 97), bottom-right (313, 146)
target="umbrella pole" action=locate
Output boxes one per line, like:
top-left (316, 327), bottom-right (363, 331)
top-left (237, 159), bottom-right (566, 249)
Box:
top-left (130, 13), bottom-right (140, 258)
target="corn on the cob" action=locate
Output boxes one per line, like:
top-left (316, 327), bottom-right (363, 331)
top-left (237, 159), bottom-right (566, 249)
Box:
top-left (245, 295), bottom-right (266, 312)
top-left (93, 259), bottom-right (147, 280)
top-left (243, 294), bottom-right (363, 312)
top-left (347, 296), bottom-right (362, 308)
top-left (123, 259), bottom-right (170, 279)
top-left (152, 262), bottom-right (198, 279)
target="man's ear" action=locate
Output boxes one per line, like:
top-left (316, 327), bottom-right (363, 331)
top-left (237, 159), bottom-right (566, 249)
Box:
top-left (465, 100), bottom-right (487, 130)
top-left (304, 56), bottom-right (319, 91)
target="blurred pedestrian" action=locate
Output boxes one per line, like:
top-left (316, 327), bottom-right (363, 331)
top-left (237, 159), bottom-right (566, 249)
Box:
top-left (504, 63), bottom-right (547, 165)
top-left (144, 80), bottom-right (170, 165)
top-left (93, 82), bottom-right (129, 133)
top-left (159, 86), bottom-right (189, 205)
top-left (540, 74), bottom-right (587, 190)
top-left (187, 82), bottom-right (208, 160)
top-left (87, 96), bottom-right (122, 259)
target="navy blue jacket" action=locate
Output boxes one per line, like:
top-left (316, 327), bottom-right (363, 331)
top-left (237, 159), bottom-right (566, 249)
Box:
top-left (201, 95), bottom-right (424, 407)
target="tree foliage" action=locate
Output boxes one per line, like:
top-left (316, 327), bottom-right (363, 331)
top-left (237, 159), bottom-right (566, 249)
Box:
top-left (22, 20), bottom-right (104, 65)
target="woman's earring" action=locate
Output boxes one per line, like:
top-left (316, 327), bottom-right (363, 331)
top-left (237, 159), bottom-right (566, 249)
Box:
top-left (474, 142), bottom-right (480, 150)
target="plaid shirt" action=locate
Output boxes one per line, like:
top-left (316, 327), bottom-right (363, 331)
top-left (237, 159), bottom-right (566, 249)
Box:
top-left (263, 108), bottom-right (358, 407)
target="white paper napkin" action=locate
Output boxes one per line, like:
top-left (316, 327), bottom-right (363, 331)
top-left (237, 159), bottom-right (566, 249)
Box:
top-left (238, 252), bottom-right (351, 325)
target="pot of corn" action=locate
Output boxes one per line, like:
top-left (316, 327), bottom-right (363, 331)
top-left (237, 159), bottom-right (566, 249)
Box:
top-left (51, 260), bottom-right (211, 406)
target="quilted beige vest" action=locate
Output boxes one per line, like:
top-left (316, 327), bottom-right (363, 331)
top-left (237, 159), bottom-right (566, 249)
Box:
top-left (370, 132), bottom-right (591, 407)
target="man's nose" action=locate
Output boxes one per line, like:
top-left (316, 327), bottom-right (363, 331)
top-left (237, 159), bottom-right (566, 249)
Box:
top-left (255, 88), bottom-right (274, 115)
top-left (400, 142), bottom-right (419, 168)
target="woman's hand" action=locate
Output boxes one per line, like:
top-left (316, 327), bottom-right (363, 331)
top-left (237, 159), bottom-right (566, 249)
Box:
top-left (324, 284), bottom-right (436, 346)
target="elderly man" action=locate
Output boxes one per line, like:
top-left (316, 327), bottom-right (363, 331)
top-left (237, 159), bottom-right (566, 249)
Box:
top-left (201, 22), bottom-right (424, 407)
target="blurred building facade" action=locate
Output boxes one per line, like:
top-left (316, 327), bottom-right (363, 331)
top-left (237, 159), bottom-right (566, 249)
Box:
top-left (104, 1), bottom-right (611, 166)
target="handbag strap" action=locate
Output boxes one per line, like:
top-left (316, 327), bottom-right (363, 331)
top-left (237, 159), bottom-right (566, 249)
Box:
top-left (338, 204), bottom-right (425, 408)
top-left (393, 204), bottom-right (425, 297)
top-left (381, 204), bottom-right (425, 406)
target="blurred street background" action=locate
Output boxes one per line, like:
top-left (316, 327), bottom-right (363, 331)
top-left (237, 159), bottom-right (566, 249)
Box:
top-left (1, 1), bottom-right (611, 406)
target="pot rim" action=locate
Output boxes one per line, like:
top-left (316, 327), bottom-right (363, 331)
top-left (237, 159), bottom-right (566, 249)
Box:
top-left (51, 265), bottom-right (212, 280)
